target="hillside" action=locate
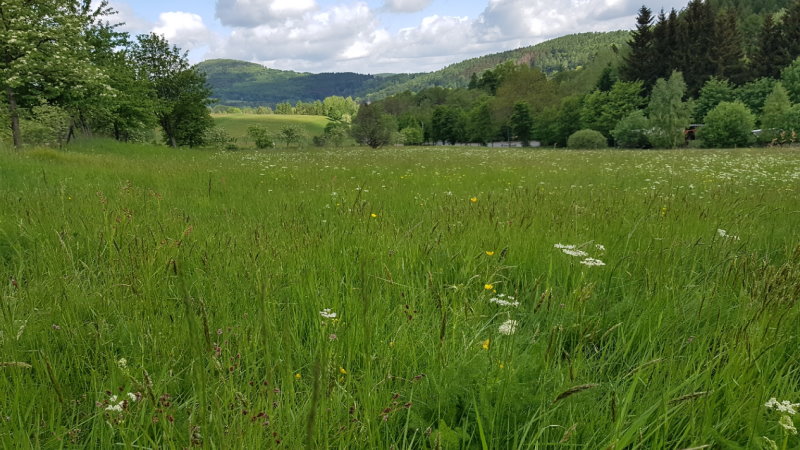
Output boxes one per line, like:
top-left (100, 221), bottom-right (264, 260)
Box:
top-left (199, 31), bottom-right (631, 107)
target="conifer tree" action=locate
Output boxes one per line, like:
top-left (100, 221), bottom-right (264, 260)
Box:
top-left (782, 1), bottom-right (800, 62)
top-left (621, 6), bottom-right (656, 87)
top-left (713, 9), bottom-right (748, 83)
top-left (751, 15), bottom-right (788, 79)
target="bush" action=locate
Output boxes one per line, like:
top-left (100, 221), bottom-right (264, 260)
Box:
top-left (205, 127), bottom-right (237, 150)
top-left (567, 129), bottom-right (608, 149)
top-left (401, 126), bottom-right (424, 145)
top-left (611, 110), bottom-right (650, 148)
top-left (698, 101), bottom-right (755, 148)
top-left (247, 126), bottom-right (275, 149)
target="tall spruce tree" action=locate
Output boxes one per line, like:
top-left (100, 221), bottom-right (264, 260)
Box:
top-left (680, 0), bottom-right (718, 95)
top-left (751, 15), bottom-right (789, 78)
top-left (782, 0), bottom-right (800, 62)
top-left (713, 9), bottom-right (749, 83)
top-left (621, 6), bottom-right (656, 87)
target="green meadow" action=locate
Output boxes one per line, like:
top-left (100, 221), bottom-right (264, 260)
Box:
top-left (211, 114), bottom-right (330, 144)
top-left (1, 141), bottom-right (799, 448)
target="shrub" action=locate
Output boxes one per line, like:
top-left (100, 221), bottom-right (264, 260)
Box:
top-left (698, 101), bottom-right (755, 148)
top-left (205, 127), bottom-right (237, 150)
top-left (401, 126), bottom-right (424, 145)
top-left (611, 110), bottom-right (650, 148)
top-left (247, 126), bottom-right (275, 149)
top-left (567, 129), bottom-right (608, 149)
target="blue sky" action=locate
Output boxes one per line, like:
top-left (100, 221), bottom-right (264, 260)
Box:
top-left (110, 0), bottom-right (688, 74)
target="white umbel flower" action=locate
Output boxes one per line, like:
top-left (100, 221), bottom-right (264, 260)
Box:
top-left (498, 319), bottom-right (518, 335)
top-left (320, 308), bottom-right (337, 319)
top-left (580, 258), bottom-right (606, 267)
top-left (765, 398), bottom-right (800, 415)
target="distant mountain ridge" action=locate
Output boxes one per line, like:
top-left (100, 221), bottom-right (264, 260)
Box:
top-left (197, 31), bottom-right (631, 107)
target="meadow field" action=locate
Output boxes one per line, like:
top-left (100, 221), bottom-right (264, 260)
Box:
top-left (211, 114), bottom-right (330, 145)
top-left (1, 142), bottom-right (799, 448)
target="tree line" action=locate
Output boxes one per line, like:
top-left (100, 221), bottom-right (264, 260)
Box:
top-left (350, 0), bottom-right (800, 149)
top-left (1, 0), bottom-right (213, 149)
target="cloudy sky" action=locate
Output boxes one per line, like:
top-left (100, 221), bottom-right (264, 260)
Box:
top-left (109, 0), bottom-right (689, 74)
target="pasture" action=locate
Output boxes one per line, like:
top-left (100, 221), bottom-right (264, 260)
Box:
top-left (0, 142), bottom-right (798, 448)
top-left (211, 114), bottom-right (330, 144)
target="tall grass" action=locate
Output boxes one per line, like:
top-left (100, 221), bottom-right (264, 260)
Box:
top-left (1, 141), bottom-right (798, 448)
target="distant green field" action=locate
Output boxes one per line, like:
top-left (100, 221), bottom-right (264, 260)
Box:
top-left (212, 114), bottom-right (329, 144)
top-left (1, 142), bottom-right (799, 448)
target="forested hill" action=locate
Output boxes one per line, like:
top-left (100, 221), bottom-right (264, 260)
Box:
top-left (366, 31), bottom-right (631, 100)
top-left (198, 31), bottom-right (630, 107)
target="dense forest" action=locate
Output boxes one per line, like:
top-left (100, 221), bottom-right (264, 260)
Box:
top-left (350, 0), bottom-right (800, 149)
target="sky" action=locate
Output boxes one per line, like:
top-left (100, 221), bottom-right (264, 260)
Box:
top-left (108, 0), bottom-right (690, 74)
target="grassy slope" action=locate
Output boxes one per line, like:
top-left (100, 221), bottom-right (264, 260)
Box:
top-left (212, 114), bottom-right (330, 142)
top-left (1, 142), bottom-right (799, 448)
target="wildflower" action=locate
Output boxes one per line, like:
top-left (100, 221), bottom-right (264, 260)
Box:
top-left (580, 258), bottom-right (606, 267)
top-left (765, 398), bottom-right (800, 415)
top-left (554, 244), bottom-right (576, 250)
top-left (481, 339), bottom-right (490, 350)
top-left (370, 213), bottom-right (378, 218)
top-left (127, 393), bottom-right (137, 402)
top-left (595, 244), bottom-right (606, 251)
top-left (389, 341), bottom-right (395, 348)
top-left (105, 403), bottom-right (123, 412)
top-left (470, 197), bottom-right (478, 203)
top-left (485, 251), bottom-right (495, 256)
top-left (562, 249), bottom-right (589, 257)
top-left (328, 333), bottom-right (338, 341)
top-left (319, 309), bottom-right (337, 319)
top-left (499, 363), bottom-right (505, 369)
top-left (117, 358), bottom-right (127, 370)
top-left (489, 294), bottom-right (519, 307)
top-left (498, 319), bottom-right (518, 336)
top-left (484, 284), bottom-right (494, 290)
top-left (294, 373), bottom-right (302, 380)
top-left (779, 415), bottom-right (797, 434)
top-left (717, 229), bottom-right (740, 240)
top-left (339, 367), bottom-right (347, 375)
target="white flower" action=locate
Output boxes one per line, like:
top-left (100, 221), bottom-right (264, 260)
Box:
top-left (595, 244), bottom-right (606, 251)
top-left (554, 244), bottom-right (576, 250)
top-left (580, 258), bottom-right (606, 267)
top-left (105, 403), bottom-right (123, 412)
top-left (320, 308), bottom-right (337, 319)
top-left (127, 393), bottom-right (137, 402)
top-left (117, 358), bottom-right (127, 369)
top-left (717, 229), bottom-right (740, 240)
top-left (109, 395), bottom-right (118, 403)
top-left (498, 319), bottom-right (518, 335)
top-left (779, 415), bottom-right (797, 434)
top-left (562, 249), bottom-right (589, 257)
top-left (765, 398), bottom-right (800, 415)
top-left (489, 294), bottom-right (519, 307)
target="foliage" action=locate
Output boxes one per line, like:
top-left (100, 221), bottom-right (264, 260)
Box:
top-left (20, 105), bottom-right (72, 147)
top-left (698, 101), bottom-right (756, 147)
top-left (611, 110), bottom-right (650, 148)
top-left (351, 103), bottom-right (396, 148)
top-left (647, 71), bottom-right (691, 149)
top-left (760, 83), bottom-right (792, 134)
top-left (734, 77), bottom-right (777, 117)
top-left (431, 106), bottom-right (467, 144)
top-left (567, 129), bottom-right (608, 148)
top-left (694, 77), bottom-right (736, 123)
top-left (247, 126), bottom-right (275, 149)
top-left (278, 125), bottom-right (305, 148)
top-left (400, 126), bottom-right (424, 145)
top-left (780, 57), bottom-right (800, 104)
top-left (319, 121), bottom-right (350, 147)
top-left (580, 81), bottom-right (646, 138)
top-left (509, 102), bottom-right (534, 146)
top-left (205, 127), bottom-right (238, 150)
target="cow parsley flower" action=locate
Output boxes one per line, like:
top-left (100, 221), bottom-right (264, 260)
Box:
top-left (320, 309), bottom-right (337, 319)
top-left (554, 244), bottom-right (576, 250)
top-left (489, 294), bottom-right (519, 307)
top-left (562, 249), bottom-right (589, 257)
top-left (498, 319), bottom-right (518, 335)
top-left (717, 229), bottom-right (740, 240)
top-left (580, 258), bottom-right (606, 267)
top-left (765, 398), bottom-right (800, 415)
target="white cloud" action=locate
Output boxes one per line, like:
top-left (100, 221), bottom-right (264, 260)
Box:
top-left (153, 12), bottom-right (216, 51)
top-left (384, 0), bottom-right (433, 13)
top-left (216, 0), bottom-right (318, 28)
top-left (105, 0), bottom-right (152, 34)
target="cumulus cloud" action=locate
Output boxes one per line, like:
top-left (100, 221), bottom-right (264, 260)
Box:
top-left (105, 0), bottom-right (152, 34)
top-left (216, 0), bottom-right (318, 28)
top-left (384, 0), bottom-right (434, 13)
top-left (153, 12), bottom-right (216, 51)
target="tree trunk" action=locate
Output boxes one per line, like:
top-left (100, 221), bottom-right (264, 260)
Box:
top-left (6, 86), bottom-right (21, 149)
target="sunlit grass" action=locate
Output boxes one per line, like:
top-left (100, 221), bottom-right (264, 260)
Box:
top-left (212, 114), bottom-right (330, 142)
top-left (0, 142), bottom-right (798, 448)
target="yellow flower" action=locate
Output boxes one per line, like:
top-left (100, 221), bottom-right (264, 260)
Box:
top-left (294, 373), bottom-right (302, 380)
top-left (484, 283), bottom-right (494, 290)
top-left (470, 197), bottom-right (478, 203)
top-left (389, 341), bottom-right (395, 348)
top-left (339, 367), bottom-right (347, 375)
top-left (499, 363), bottom-right (505, 369)
top-left (482, 339), bottom-right (490, 350)
top-left (370, 213), bottom-right (378, 218)
top-left (485, 251), bottom-right (495, 256)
